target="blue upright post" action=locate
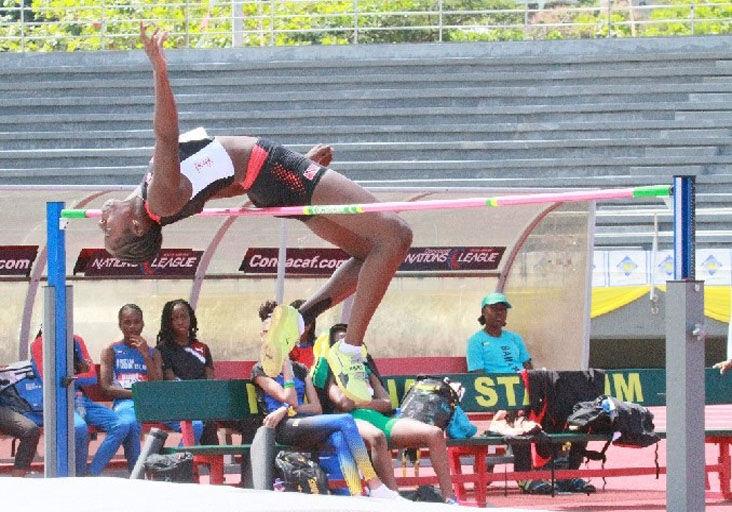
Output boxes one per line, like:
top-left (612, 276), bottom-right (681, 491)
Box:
top-left (666, 176), bottom-right (704, 512)
top-left (46, 202), bottom-right (70, 477)
top-left (673, 175), bottom-right (695, 280)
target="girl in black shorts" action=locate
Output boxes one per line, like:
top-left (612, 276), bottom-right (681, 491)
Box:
top-left (99, 24), bottom-right (412, 404)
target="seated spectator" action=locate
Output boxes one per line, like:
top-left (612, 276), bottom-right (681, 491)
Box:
top-left (467, 293), bottom-right (545, 493)
top-left (100, 304), bottom-right (163, 471)
top-left (0, 361), bottom-right (42, 477)
top-left (156, 299), bottom-right (218, 445)
top-left (312, 323), bottom-right (458, 504)
top-left (467, 293), bottom-right (593, 494)
top-left (30, 330), bottom-right (132, 476)
top-left (713, 358), bottom-right (732, 375)
top-left (252, 301), bottom-right (400, 499)
top-left (288, 298), bottom-right (316, 368)
top-left (0, 337), bottom-right (88, 477)
top-left (466, 293), bottom-right (532, 375)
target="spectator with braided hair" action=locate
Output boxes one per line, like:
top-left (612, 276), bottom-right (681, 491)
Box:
top-left (156, 298), bottom-right (218, 444)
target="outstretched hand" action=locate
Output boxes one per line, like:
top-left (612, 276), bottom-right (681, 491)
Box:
top-left (140, 22), bottom-right (169, 72)
top-left (305, 144), bottom-right (334, 167)
top-left (713, 359), bottom-right (732, 375)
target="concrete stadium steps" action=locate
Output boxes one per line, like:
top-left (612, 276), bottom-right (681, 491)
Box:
top-left (2, 136), bottom-right (729, 164)
top-left (2, 84), bottom-right (731, 118)
top-left (3, 150), bottom-right (731, 172)
top-left (3, 102), bottom-right (731, 134)
top-left (0, 35), bottom-right (729, 249)
top-left (596, 208), bottom-right (732, 230)
top-left (0, 51), bottom-right (728, 89)
top-left (6, 162), bottom-right (731, 196)
top-left (3, 81), bottom-right (731, 111)
top-left (0, 69), bottom-right (727, 100)
top-left (1, 121), bottom-right (730, 149)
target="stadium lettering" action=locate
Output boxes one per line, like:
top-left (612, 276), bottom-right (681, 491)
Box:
top-left (245, 382), bottom-right (259, 414)
top-left (385, 378), bottom-right (416, 408)
top-left (473, 376), bottom-right (529, 407)
top-left (474, 376), bottom-right (499, 407)
top-left (150, 256), bottom-right (197, 269)
top-left (496, 375), bottom-right (526, 407)
top-left (606, 372), bottom-right (644, 403)
top-left (91, 258), bottom-right (137, 269)
top-left (248, 254), bottom-right (347, 270)
top-left (456, 252), bottom-right (500, 264)
top-left (0, 258), bottom-right (31, 270)
top-left (404, 250), bottom-right (449, 264)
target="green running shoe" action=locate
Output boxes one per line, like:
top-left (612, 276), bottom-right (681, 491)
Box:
top-left (261, 305), bottom-right (304, 377)
top-left (326, 341), bottom-right (372, 403)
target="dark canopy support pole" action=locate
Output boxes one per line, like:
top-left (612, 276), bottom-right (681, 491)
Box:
top-left (665, 176), bottom-right (704, 511)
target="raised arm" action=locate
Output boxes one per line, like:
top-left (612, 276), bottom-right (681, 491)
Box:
top-left (140, 22), bottom-right (188, 217)
top-left (253, 360), bottom-right (298, 407)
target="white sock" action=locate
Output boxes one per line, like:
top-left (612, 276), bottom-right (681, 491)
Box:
top-left (295, 310), bottom-right (305, 335)
top-left (369, 484), bottom-right (400, 499)
top-left (339, 341), bottom-right (362, 356)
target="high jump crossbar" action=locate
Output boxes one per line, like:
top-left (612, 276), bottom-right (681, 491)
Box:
top-left (45, 179), bottom-right (694, 481)
top-left (60, 184), bottom-right (671, 219)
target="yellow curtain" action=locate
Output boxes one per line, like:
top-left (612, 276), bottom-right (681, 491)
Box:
top-left (593, 285), bottom-right (731, 323)
top-left (704, 286), bottom-right (730, 323)
top-left (591, 286), bottom-right (650, 318)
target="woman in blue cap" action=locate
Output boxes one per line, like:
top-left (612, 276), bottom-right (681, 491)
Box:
top-left (466, 293), bottom-right (532, 374)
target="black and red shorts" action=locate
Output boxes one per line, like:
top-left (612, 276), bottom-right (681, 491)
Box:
top-left (246, 138), bottom-right (327, 217)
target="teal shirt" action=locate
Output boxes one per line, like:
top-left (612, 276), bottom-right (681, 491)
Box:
top-left (466, 329), bottom-right (530, 373)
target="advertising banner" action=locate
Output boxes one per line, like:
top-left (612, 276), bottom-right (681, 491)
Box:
top-left (607, 250), bottom-right (648, 286)
top-left (73, 248), bottom-right (202, 277)
top-left (239, 246), bottom-right (505, 275)
top-left (696, 248), bottom-right (731, 285)
top-left (0, 245), bottom-right (38, 277)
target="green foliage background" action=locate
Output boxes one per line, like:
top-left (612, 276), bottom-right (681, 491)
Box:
top-left (0, 0), bottom-right (729, 51)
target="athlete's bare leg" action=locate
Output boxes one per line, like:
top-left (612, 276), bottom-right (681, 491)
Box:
top-left (300, 169), bottom-right (412, 345)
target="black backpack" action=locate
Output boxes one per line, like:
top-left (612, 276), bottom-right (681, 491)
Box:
top-left (0, 361), bottom-right (43, 416)
top-left (399, 376), bottom-right (461, 430)
top-left (274, 450), bottom-right (329, 494)
top-left (143, 453), bottom-right (195, 483)
top-left (400, 485), bottom-right (445, 502)
top-left (568, 395), bottom-right (660, 448)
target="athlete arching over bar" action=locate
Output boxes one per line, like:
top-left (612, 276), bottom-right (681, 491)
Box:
top-left (99, 24), bottom-right (412, 402)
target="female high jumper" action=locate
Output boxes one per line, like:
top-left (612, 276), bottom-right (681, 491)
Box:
top-left (98, 23), bottom-right (412, 403)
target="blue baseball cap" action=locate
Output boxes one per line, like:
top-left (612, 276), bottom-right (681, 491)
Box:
top-left (480, 292), bottom-right (512, 309)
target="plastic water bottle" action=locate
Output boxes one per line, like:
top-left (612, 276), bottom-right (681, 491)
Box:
top-left (75, 395), bottom-right (86, 420)
top-left (273, 478), bottom-right (285, 492)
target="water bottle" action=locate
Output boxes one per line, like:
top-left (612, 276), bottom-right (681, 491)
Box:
top-left (75, 395), bottom-right (86, 420)
top-left (273, 478), bottom-right (286, 492)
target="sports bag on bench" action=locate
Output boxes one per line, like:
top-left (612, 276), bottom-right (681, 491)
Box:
top-left (568, 395), bottom-right (660, 448)
top-left (398, 376), bottom-right (462, 430)
top-left (274, 450), bottom-right (329, 494)
top-left (0, 361), bottom-right (43, 417)
top-left (143, 453), bottom-right (195, 483)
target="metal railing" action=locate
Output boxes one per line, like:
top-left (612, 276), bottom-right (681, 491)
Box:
top-left (0, 0), bottom-right (730, 52)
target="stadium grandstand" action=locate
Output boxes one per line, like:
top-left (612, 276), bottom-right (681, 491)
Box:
top-left (2, 28), bottom-right (730, 357)
top-left (0, 5), bottom-right (731, 508)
